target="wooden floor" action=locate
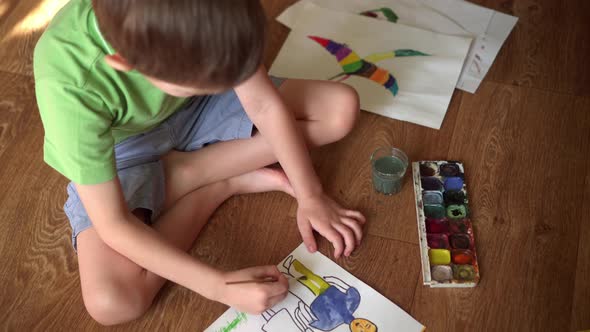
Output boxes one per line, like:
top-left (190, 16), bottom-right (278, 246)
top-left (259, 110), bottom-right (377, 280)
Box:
top-left (0, 0), bottom-right (588, 331)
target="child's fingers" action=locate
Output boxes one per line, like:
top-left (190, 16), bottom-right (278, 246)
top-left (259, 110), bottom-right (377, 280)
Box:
top-left (297, 219), bottom-right (317, 252)
top-left (333, 223), bottom-right (356, 257)
top-left (252, 265), bottom-right (281, 279)
top-left (264, 277), bottom-right (289, 297)
top-left (342, 209), bottom-right (366, 224)
top-left (267, 292), bottom-right (288, 308)
top-left (340, 217), bottom-right (363, 245)
top-left (320, 226), bottom-right (344, 258)
top-left (279, 272), bottom-right (290, 285)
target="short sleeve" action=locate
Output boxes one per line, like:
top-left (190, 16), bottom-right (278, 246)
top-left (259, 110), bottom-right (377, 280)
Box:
top-left (36, 79), bottom-right (116, 185)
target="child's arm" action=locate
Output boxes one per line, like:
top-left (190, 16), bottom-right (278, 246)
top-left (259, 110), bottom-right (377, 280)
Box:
top-left (75, 178), bottom-right (288, 313)
top-left (235, 67), bottom-right (365, 258)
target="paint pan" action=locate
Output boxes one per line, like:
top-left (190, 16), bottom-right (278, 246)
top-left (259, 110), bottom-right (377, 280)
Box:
top-left (451, 249), bottom-right (474, 264)
top-left (439, 163), bottom-right (461, 177)
top-left (427, 234), bottom-right (450, 249)
top-left (450, 234), bottom-right (472, 249)
top-left (444, 177), bottom-right (464, 191)
top-left (422, 191), bottom-right (443, 205)
top-left (419, 162), bottom-right (438, 176)
top-left (425, 218), bottom-right (449, 233)
top-left (421, 177), bottom-right (443, 191)
top-left (431, 265), bottom-right (453, 282)
top-left (425, 204), bottom-right (446, 219)
top-left (449, 219), bottom-right (472, 234)
top-left (429, 249), bottom-right (451, 265)
top-left (444, 190), bottom-right (466, 205)
top-left (447, 205), bottom-right (468, 219)
top-left (412, 160), bottom-right (480, 288)
top-left (453, 265), bottom-right (476, 281)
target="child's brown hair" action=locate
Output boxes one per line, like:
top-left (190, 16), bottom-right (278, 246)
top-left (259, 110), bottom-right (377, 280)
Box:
top-left (92, 0), bottom-right (267, 88)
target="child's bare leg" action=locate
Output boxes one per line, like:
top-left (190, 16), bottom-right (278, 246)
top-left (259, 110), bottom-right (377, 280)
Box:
top-left (77, 168), bottom-right (293, 326)
top-left (76, 80), bottom-right (358, 325)
top-left (166, 80), bottom-right (359, 202)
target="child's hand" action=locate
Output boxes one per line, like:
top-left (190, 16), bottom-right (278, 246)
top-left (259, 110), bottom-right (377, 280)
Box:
top-left (296, 193), bottom-right (366, 258)
top-left (217, 266), bottom-right (289, 314)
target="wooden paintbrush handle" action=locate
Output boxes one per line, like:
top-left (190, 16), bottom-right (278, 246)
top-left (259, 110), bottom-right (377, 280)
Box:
top-left (225, 276), bottom-right (279, 285)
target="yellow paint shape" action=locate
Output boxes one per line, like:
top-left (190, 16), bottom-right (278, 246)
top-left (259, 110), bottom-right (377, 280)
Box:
top-left (365, 52), bottom-right (396, 63)
top-left (429, 249), bottom-right (451, 265)
top-left (339, 52), bottom-right (361, 66)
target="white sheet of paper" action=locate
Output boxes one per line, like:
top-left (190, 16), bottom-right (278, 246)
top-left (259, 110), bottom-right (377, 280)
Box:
top-left (205, 243), bottom-right (424, 332)
top-left (277, 0), bottom-right (518, 93)
top-left (269, 3), bottom-right (471, 129)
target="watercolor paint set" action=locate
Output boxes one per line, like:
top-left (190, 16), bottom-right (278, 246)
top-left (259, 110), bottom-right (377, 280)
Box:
top-left (412, 161), bottom-right (480, 288)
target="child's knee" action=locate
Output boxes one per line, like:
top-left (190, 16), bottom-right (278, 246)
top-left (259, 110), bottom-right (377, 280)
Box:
top-left (331, 84), bottom-right (360, 139)
top-left (83, 283), bottom-right (151, 326)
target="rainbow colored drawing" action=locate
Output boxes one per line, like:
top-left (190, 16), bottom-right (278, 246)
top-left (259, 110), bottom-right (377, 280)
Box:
top-left (308, 36), bottom-right (429, 97)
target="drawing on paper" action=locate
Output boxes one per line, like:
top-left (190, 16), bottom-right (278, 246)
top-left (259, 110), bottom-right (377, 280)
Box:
top-left (360, 8), bottom-right (398, 23)
top-left (217, 312), bottom-right (248, 332)
top-left (276, 0), bottom-right (518, 94)
top-left (308, 36), bottom-right (429, 97)
top-left (261, 256), bottom-right (377, 332)
top-left (205, 244), bottom-right (425, 332)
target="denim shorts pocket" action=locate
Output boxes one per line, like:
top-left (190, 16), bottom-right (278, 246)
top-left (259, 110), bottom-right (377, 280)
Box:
top-left (64, 182), bottom-right (81, 211)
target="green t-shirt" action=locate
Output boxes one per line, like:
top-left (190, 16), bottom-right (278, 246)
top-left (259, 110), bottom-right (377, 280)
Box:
top-left (34, 0), bottom-right (188, 185)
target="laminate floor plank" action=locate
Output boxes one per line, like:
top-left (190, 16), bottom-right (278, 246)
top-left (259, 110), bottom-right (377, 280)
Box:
top-left (410, 83), bottom-right (590, 332)
top-left (0, 1), bottom-right (588, 331)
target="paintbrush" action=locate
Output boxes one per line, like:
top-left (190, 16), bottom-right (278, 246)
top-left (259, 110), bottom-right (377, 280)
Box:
top-left (225, 276), bottom-right (279, 285)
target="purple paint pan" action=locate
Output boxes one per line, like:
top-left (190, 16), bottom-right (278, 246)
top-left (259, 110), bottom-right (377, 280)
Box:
top-left (421, 177), bottom-right (443, 191)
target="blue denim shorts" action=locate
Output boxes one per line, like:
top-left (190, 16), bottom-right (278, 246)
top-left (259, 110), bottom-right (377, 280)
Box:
top-left (64, 77), bottom-right (285, 250)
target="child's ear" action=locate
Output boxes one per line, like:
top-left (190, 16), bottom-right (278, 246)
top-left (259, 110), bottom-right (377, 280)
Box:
top-left (104, 53), bottom-right (133, 72)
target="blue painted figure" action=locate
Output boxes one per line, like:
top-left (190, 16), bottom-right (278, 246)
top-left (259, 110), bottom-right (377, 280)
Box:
top-left (283, 256), bottom-right (378, 332)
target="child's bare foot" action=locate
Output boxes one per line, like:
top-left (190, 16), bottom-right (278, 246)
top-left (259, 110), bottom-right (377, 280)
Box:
top-left (228, 167), bottom-right (295, 197)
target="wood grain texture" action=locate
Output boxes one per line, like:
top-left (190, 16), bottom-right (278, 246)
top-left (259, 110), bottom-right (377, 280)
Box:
top-left (0, 72), bottom-right (35, 161)
top-left (410, 82), bottom-right (590, 332)
top-left (472, 0), bottom-right (590, 96)
top-left (0, 0), bottom-right (69, 75)
top-left (0, 71), bottom-right (80, 330)
top-left (0, 0), bottom-right (589, 331)
top-left (570, 97), bottom-right (590, 332)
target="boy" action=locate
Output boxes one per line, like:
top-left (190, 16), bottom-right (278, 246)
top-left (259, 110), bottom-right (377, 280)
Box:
top-left (34, 0), bottom-right (365, 326)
